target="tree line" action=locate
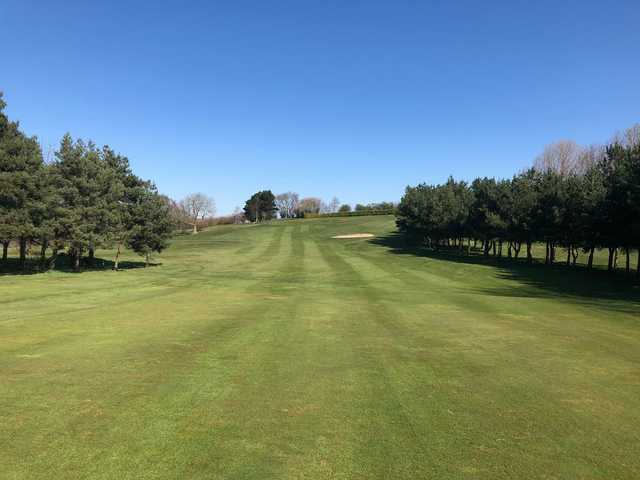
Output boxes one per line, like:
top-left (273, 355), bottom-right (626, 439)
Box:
top-left (242, 191), bottom-right (338, 221)
top-left (0, 93), bottom-right (174, 271)
top-left (243, 191), bottom-right (395, 221)
top-left (397, 126), bottom-right (640, 275)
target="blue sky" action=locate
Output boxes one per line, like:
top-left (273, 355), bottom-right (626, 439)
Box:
top-left (2, 1), bottom-right (639, 214)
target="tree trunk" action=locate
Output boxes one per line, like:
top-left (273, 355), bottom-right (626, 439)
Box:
top-left (514, 241), bottom-right (521, 260)
top-left (497, 240), bottom-right (503, 258)
top-left (19, 236), bottom-right (27, 270)
top-left (73, 248), bottom-right (81, 271)
top-left (88, 247), bottom-right (95, 267)
top-left (607, 247), bottom-right (615, 272)
top-left (113, 243), bottom-right (121, 271)
top-left (507, 241), bottom-right (512, 258)
top-left (566, 245), bottom-right (571, 266)
top-left (492, 241), bottom-right (496, 256)
top-left (625, 247), bottom-right (630, 274)
top-left (526, 241), bottom-right (532, 263)
top-left (39, 239), bottom-right (48, 270)
top-left (613, 248), bottom-right (618, 270)
top-left (48, 248), bottom-right (58, 270)
top-left (550, 242), bottom-right (555, 264)
top-left (1, 240), bottom-right (8, 261)
top-left (483, 240), bottom-right (490, 256)
top-left (545, 241), bottom-right (550, 265)
top-left (192, 222), bottom-right (198, 234)
top-left (571, 247), bottom-right (578, 266)
top-left (587, 247), bottom-right (595, 270)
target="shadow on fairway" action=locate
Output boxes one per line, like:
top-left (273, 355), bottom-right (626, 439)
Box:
top-left (0, 254), bottom-right (158, 276)
top-left (371, 232), bottom-right (640, 312)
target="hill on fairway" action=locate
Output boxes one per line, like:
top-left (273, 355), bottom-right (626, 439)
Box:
top-left (2, 215), bottom-right (640, 479)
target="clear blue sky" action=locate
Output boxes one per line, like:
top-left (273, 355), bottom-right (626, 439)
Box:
top-left (2, 1), bottom-right (639, 214)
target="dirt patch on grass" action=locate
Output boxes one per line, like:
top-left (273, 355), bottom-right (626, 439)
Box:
top-left (331, 233), bottom-right (375, 239)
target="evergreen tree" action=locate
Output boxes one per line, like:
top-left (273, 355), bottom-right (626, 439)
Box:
top-left (52, 135), bottom-right (125, 270)
top-left (509, 170), bottom-right (538, 261)
top-left (0, 92), bottom-right (45, 269)
top-left (126, 189), bottom-right (173, 266)
top-left (244, 190), bottom-right (277, 222)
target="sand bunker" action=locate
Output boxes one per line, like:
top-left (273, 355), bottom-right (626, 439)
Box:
top-left (331, 233), bottom-right (375, 239)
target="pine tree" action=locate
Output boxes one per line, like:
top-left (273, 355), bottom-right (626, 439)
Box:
top-left (126, 189), bottom-right (174, 266)
top-left (0, 92), bottom-right (45, 269)
top-left (52, 135), bottom-right (124, 270)
top-left (244, 190), bottom-right (277, 222)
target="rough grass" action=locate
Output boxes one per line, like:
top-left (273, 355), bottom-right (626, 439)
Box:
top-left (1, 215), bottom-right (639, 479)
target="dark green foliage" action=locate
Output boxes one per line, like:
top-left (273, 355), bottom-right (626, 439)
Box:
top-left (0, 93), bottom-right (173, 272)
top-left (51, 135), bottom-right (127, 268)
top-left (354, 202), bottom-right (395, 214)
top-left (126, 192), bottom-right (174, 264)
top-left (243, 190), bottom-right (277, 222)
top-left (0, 92), bottom-right (45, 268)
top-left (398, 140), bottom-right (640, 275)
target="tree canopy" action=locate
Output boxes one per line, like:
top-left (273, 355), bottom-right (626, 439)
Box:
top-left (244, 190), bottom-right (277, 222)
top-left (0, 93), bottom-right (175, 272)
top-left (397, 128), bottom-right (640, 274)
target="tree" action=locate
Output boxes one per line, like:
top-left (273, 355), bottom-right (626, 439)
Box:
top-left (0, 92), bottom-right (175, 274)
top-left (275, 192), bottom-right (299, 219)
top-left (51, 135), bottom-right (125, 270)
top-left (244, 190), bottom-right (277, 222)
top-left (232, 206), bottom-right (245, 224)
top-left (469, 178), bottom-right (501, 255)
top-left (180, 193), bottom-right (215, 233)
top-left (296, 197), bottom-right (322, 217)
top-left (353, 202), bottom-right (395, 213)
top-left (31, 163), bottom-right (64, 270)
top-left (0, 92), bottom-right (46, 269)
top-left (510, 170), bottom-right (539, 261)
top-left (396, 123), bottom-right (640, 277)
top-left (396, 183), bottom-right (440, 246)
top-left (167, 197), bottom-right (189, 232)
top-left (338, 204), bottom-right (351, 213)
top-left (534, 140), bottom-right (584, 176)
top-left (126, 191), bottom-right (173, 266)
top-left (329, 197), bottom-right (340, 213)
top-left (600, 143), bottom-right (636, 272)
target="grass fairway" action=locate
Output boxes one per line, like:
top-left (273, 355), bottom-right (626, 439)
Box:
top-left (2, 215), bottom-right (640, 479)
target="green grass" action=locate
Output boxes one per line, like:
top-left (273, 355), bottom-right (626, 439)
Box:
top-left (2, 215), bottom-right (639, 479)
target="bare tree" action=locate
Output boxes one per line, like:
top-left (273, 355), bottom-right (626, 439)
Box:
top-left (167, 198), bottom-right (189, 232)
top-left (329, 196), bottom-right (340, 213)
top-left (320, 200), bottom-right (331, 214)
top-left (621, 123), bottom-right (640, 149)
top-left (232, 206), bottom-right (244, 224)
top-left (576, 144), bottom-right (606, 175)
top-left (275, 192), bottom-right (300, 218)
top-left (297, 197), bottom-right (322, 216)
top-left (180, 193), bottom-right (215, 234)
top-left (533, 140), bottom-right (584, 176)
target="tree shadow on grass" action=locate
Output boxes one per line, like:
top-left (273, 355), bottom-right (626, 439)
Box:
top-left (0, 253), bottom-right (159, 276)
top-left (370, 233), bottom-right (640, 314)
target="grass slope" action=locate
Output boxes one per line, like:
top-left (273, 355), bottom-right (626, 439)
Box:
top-left (1, 215), bottom-right (639, 479)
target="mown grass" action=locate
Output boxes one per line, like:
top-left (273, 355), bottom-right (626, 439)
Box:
top-left (1, 215), bottom-right (639, 479)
